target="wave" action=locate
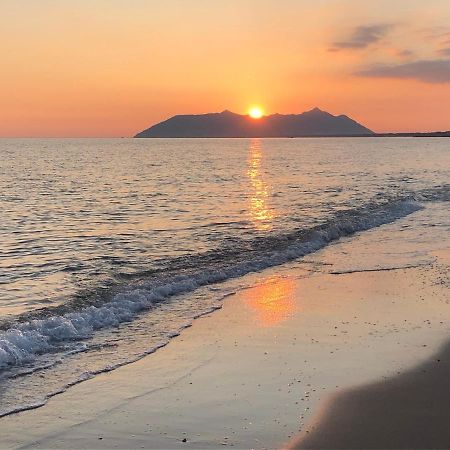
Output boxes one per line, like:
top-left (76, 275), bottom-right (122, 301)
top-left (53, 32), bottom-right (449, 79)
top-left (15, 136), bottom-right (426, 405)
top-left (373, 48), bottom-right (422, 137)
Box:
top-left (0, 305), bottom-right (222, 418)
top-left (1, 194), bottom-right (432, 371)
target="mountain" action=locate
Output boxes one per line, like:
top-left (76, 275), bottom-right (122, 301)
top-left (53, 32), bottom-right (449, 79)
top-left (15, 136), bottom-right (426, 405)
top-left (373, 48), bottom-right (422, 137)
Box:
top-left (134, 108), bottom-right (374, 138)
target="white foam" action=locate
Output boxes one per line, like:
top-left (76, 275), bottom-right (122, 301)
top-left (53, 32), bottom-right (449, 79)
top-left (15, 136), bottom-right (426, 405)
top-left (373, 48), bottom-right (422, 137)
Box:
top-left (0, 199), bottom-right (422, 370)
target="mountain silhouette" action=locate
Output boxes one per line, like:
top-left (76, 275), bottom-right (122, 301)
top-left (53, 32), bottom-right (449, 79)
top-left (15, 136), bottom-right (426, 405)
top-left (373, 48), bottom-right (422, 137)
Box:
top-left (134, 108), bottom-right (374, 138)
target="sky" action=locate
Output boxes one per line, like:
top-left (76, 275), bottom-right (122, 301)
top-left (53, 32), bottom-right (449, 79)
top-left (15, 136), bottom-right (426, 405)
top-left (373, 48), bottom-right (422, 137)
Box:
top-left (1, 0), bottom-right (450, 137)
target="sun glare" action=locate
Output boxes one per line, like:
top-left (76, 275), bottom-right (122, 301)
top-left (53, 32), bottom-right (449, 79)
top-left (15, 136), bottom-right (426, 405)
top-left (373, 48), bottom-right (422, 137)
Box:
top-left (249, 106), bottom-right (264, 119)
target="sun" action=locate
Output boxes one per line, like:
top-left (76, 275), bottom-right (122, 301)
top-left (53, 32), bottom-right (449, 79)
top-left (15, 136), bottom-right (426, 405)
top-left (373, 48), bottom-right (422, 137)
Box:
top-left (248, 106), bottom-right (264, 119)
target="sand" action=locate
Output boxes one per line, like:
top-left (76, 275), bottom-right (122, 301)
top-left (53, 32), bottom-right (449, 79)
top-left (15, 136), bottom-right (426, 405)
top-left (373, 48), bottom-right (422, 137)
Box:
top-left (0, 217), bottom-right (449, 449)
top-left (292, 341), bottom-right (450, 449)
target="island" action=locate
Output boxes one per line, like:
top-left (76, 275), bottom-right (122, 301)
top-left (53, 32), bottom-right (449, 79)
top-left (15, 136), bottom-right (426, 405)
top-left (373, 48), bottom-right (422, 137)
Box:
top-left (134, 108), bottom-right (374, 138)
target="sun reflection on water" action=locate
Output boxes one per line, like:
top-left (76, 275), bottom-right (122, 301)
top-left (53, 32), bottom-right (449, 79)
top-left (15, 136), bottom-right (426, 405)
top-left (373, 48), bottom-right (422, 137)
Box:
top-left (244, 275), bottom-right (297, 327)
top-left (247, 139), bottom-right (274, 231)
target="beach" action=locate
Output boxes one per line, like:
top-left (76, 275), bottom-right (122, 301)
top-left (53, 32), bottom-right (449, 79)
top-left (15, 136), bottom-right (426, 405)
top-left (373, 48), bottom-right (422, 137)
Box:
top-left (3, 0), bottom-right (450, 447)
top-left (292, 340), bottom-right (450, 449)
top-left (0, 204), bottom-right (448, 449)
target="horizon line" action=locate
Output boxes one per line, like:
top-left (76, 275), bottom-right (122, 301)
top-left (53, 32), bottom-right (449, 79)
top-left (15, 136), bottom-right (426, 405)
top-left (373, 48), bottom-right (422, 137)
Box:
top-left (1, 132), bottom-right (450, 139)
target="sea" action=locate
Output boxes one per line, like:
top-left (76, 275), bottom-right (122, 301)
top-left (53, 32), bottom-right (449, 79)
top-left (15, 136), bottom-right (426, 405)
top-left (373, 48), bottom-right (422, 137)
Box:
top-left (0, 137), bottom-right (449, 417)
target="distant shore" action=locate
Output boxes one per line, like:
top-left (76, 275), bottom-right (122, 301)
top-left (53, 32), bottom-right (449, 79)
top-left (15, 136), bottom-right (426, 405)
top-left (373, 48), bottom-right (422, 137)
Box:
top-left (374, 131), bottom-right (450, 137)
top-left (133, 108), bottom-right (450, 138)
top-left (134, 133), bottom-right (450, 138)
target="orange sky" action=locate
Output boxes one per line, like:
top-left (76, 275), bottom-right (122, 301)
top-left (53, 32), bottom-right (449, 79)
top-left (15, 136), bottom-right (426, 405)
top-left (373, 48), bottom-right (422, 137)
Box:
top-left (1, 0), bottom-right (450, 137)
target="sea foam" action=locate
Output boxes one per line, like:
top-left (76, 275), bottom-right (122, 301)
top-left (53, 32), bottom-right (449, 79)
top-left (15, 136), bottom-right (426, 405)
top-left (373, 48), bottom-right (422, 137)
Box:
top-left (0, 198), bottom-right (423, 370)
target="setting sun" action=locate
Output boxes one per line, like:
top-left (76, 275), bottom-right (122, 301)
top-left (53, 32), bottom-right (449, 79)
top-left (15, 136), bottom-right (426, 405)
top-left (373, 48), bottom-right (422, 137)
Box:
top-left (249, 107), bottom-right (264, 119)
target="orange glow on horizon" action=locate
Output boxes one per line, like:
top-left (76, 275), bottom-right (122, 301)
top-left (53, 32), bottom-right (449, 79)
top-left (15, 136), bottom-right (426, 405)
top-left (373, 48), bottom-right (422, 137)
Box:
top-left (1, 1), bottom-right (450, 136)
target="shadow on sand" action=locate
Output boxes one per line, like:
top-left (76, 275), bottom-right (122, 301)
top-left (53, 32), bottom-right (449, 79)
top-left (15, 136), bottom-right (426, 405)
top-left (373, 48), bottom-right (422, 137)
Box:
top-left (288, 339), bottom-right (450, 449)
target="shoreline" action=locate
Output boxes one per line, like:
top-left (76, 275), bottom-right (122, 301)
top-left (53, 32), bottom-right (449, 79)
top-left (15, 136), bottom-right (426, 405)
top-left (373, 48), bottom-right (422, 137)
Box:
top-left (0, 268), bottom-right (448, 447)
top-left (0, 207), bottom-right (449, 449)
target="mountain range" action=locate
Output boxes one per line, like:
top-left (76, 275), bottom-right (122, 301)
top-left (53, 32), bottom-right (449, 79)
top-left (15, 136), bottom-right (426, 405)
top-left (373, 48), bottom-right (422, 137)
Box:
top-left (134, 108), bottom-right (374, 138)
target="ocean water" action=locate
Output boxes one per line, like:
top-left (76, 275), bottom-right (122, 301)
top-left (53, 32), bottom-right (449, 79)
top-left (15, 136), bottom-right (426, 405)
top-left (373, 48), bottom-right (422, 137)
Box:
top-left (0, 137), bottom-right (449, 416)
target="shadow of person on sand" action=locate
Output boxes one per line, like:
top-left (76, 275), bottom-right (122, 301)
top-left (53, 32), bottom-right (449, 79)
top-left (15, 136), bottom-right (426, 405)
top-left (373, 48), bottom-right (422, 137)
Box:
top-left (286, 339), bottom-right (450, 449)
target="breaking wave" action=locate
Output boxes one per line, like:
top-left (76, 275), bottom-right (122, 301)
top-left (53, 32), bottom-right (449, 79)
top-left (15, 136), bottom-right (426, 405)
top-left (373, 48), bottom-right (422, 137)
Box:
top-left (0, 196), bottom-right (429, 371)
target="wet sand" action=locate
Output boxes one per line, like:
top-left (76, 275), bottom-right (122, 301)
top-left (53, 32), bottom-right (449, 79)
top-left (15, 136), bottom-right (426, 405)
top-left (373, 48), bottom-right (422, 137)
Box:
top-left (0, 217), bottom-right (449, 449)
top-left (292, 340), bottom-right (450, 449)
top-left (292, 248), bottom-right (450, 450)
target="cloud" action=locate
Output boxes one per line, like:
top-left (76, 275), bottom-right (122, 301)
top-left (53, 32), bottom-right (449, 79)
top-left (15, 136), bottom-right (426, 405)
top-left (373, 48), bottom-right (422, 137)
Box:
top-left (419, 27), bottom-right (450, 40)
top-left (356, 59), bottom-right (450, 83)
top-left (330, 25), bottom-right (392, 51)
top-left (437, 31), bottom-right (450, 46)
top-left (438, 48), bottom-right (450, 57)
top-left (396, 49), bottom-right (414, 58)
top-left (420, 27), bottom-right (450, 46)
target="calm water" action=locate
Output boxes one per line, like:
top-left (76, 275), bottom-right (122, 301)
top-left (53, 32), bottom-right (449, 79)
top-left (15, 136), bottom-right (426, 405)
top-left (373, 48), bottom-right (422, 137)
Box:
top-left (0, 137), bottom-right (449, 416)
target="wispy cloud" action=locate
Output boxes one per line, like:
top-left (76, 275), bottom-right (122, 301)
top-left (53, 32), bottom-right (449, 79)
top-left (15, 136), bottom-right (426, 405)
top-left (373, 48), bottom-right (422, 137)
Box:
top-left (396, 49), bottom-right (414, 59)
top-left (329, 24), bottom-right (393, 51)
top-left (420, 27), bottom-right (450, 41)
top-left (419, 27), bottom-right (450, 48)
top-left (356, 59), bottom-right (450, 84)
top-left (438, 48), bottom-right (450, 57)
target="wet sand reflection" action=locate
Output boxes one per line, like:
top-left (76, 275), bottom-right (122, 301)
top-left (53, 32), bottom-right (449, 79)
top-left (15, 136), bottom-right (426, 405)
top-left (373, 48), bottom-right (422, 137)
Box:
top-left (243, 275), bottom-right (297, 327)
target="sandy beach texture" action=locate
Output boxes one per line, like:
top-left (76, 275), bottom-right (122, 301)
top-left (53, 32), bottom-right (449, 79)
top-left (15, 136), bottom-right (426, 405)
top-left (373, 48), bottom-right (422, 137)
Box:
top-left (0, 212), bottom-right (449, 449)
top-left (292, 340), bottom-right (450, 449)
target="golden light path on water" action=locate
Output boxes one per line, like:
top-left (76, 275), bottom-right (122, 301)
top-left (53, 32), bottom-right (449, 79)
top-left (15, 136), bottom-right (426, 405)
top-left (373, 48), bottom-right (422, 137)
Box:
top-left (245, 140), bottom-right (297, 327)
top-left (247, 138), bottom-right (275, 231)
